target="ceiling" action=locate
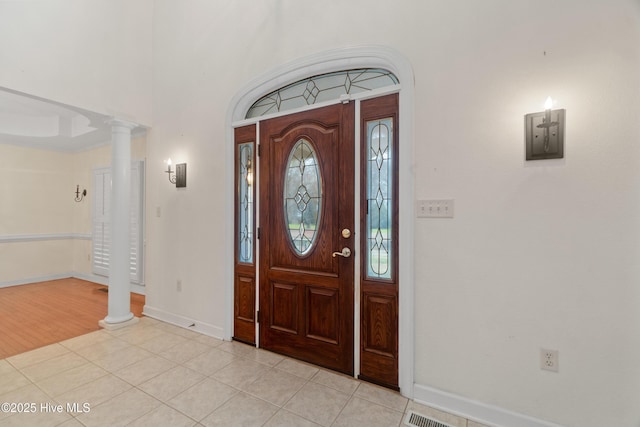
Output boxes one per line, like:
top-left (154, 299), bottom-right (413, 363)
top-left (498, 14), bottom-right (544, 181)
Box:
top-left (0, 88), bottom-right (120, 152)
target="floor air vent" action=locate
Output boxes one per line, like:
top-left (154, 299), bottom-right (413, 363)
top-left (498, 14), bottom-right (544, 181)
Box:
top-left (404, 410), bottom-right (454, 427)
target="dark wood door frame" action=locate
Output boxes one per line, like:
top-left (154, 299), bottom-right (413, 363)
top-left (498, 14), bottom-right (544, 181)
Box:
top-left (233, 95), bottom-right (400, 388)
top-left (233, 124), bottom-right (257, 345)
top-left (359, 93), bottom-right (400, 389)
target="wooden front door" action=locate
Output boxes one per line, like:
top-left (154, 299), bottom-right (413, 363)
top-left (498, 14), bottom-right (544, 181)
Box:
top-left (259, 102), bottom-right (355, 374)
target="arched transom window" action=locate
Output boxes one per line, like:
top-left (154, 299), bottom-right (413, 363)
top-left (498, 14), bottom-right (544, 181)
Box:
top-left (245, 68), bottom-right (399, 118)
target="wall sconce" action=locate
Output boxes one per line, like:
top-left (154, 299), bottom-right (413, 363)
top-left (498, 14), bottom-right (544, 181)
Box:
top-left (525, 97), bottom-right (565, 160)
top-left (165, 158), bottom-right (187, 188)
top-left (74, 185), bottom-right (87, 202)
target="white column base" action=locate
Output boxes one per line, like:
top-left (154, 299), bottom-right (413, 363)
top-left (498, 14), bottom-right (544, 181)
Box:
top-left (99, 316), bottom-right (139, 331)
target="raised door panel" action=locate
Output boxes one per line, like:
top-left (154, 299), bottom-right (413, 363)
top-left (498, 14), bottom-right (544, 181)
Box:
top-left (233, 274), bottom-right (255, 344)
top-left (306, 286), bottom-right (339, 344)
top-left (360, 289), bottom-right (397, 388)
top-left (271, 282), bottom-right (298, 334)
top-left (362, 292), bottom-right (396, 358)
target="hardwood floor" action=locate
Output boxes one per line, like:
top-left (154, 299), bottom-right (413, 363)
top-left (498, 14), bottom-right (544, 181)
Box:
top-left (0, 278), bottom-right (145, 359)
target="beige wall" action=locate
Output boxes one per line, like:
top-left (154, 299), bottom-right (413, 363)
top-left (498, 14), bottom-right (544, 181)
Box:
top-left (0, 145), bottom-right (74, 283)
top-left (0, 137), bottom-right (146, 286)
top-left (71, 138), bottom-right (147, 278)
top-left (0, 145), bottom-right (73, 235)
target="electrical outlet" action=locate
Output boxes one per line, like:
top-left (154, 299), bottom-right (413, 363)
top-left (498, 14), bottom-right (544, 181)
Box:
top-left (540, 348), bottom-right (559, 372)
top-left (177, 279), bottom-right (182, 292)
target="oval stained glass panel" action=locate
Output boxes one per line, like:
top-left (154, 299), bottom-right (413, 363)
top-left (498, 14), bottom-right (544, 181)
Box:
top-left (284, 138), bottom-right (322, 255)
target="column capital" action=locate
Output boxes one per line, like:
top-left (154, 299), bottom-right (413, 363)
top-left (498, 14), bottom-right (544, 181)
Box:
top-left (106, 117), bottom-right (139, 131)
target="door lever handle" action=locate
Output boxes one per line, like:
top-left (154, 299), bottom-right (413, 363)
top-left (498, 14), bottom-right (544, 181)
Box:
top-left (332, 247), bottom-right (352, 258)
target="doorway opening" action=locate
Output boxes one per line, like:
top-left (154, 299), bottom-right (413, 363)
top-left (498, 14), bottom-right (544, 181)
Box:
top-left (226, 46), bottom-right (415, 397)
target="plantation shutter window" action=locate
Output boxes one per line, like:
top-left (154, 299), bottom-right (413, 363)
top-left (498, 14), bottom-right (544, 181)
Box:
top-left (92, 161), bottom-right (144, 284)
top-left (92, 168), bottom-right (111, 277)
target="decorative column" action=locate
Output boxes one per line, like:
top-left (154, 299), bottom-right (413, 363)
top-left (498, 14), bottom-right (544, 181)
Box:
top-left (99, 119), bottom-right (139, 329)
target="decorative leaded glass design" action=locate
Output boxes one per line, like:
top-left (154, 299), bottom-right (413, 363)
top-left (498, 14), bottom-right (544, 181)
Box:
top-left (284, 139), bottom-right (322, 255)
top-left (238, 143), bottom-right (254, 263)
top-left (246, 69), bottom-right (399, 118)
top-left (366, 118), bottom-right (393, 279)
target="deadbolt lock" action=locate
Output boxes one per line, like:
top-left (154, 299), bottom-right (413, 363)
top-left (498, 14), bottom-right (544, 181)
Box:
top-left (341, 228), bottom-right (351, 239)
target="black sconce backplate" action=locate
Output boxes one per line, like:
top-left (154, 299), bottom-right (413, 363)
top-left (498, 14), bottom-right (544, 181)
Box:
top-left (175, 163), bottom-right (187, 188)
top-left (525, 109), bottom-right (565, 160)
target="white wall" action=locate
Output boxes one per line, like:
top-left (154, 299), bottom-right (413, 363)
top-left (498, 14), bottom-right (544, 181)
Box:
top-left (0, 0), bottom-right (153, 126)
top-left (412, 2), bottom-right (640, 426)
top-left (148, 1), bottom-right (640, 426)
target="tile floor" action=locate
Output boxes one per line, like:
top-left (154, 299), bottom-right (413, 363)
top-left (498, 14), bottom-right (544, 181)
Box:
top-left (0, 317), bottom-right (488, 427)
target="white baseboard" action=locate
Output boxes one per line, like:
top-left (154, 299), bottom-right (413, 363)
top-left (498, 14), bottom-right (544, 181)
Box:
top-left (71, 272), bottom-right (145, 295)
top-left (72, 272), bottom-right (108, 286)
top-left (142, 305), bottom-right (224, 340)
top-left (413, 384), bottom-right (566, 427)
top-left (0, 272), bottom-right (146, 295)
top-left (130, 283), bottom-right (146, 295)
top-left (0, 273), bottom-right (72, 289)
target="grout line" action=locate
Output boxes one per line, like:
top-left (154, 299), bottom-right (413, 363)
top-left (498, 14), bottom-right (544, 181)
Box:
top-left (1, 319), bottom-right (476, 427)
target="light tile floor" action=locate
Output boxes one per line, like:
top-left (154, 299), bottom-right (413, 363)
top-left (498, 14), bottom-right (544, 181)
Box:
top-left (0, 317), bottom-right (488, 427)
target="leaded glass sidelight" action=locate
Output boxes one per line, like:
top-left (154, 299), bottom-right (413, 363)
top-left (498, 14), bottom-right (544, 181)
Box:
top-left (366, 118), bottom-right (393, 279)
top-left (284, 139), bottom-right (322, 255)
top-left (246, 69), bottom-right (399, 118)
top-left (238, 143), bottom-right (254, 263)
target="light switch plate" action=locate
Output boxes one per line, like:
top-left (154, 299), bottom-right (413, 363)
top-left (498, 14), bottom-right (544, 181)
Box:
top-left (417, 199), bottom-right (454, 218)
